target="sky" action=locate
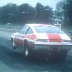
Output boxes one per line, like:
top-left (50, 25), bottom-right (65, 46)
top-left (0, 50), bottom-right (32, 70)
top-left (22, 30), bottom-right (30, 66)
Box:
top-left (0, 0), bottom-right (61, 10)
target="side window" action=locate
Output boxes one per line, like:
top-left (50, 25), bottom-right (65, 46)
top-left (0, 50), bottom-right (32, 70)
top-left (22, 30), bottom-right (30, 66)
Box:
top-left (20, 25), bottom-right (28, 34)
top-left (25, 27), bottom-right (33, 34)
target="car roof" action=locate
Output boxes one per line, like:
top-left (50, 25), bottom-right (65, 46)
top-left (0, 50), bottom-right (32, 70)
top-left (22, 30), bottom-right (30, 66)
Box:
top-left (24, 24), bottom-right (57, 34)
top-left (26, 24), bottom-right (54, 27)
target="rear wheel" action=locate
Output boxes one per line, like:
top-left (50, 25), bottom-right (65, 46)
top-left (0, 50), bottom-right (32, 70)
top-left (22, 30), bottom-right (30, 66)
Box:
top-left (49, 51), bottom-right (67, 62)
top-left (11, 38), bottom-right (16, 49)
top-left (24, 41), bottom-right (32, 60)
top-left (58, 51), bottom-right (67, 61)
top-left (24, 46), bottom-right (31, 58)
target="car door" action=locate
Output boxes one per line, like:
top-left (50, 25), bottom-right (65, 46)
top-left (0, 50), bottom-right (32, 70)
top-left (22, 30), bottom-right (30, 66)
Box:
top-left (14, 25), bottom-right (28, 46)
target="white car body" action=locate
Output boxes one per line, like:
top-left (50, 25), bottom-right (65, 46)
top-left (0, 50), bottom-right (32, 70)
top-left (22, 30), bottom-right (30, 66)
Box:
top-left (11, 24), bottom-right (72, 60)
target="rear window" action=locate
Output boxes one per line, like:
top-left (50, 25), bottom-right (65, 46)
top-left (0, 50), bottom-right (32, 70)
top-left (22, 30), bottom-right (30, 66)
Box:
top-left (34, 26), bottom-right (65, 34)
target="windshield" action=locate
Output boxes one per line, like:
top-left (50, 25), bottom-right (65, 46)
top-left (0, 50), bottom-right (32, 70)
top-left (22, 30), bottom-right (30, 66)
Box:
top-left (35, 26), bottom-right (65, 34)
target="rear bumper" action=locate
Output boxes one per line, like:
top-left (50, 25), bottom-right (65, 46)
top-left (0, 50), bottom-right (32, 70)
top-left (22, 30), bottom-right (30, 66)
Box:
top-left (33, 42), bottom-right (72, 50)
top-left (28, 42), bottom-right (72, 59)
top-left (30, 42), bottom-right (72, 56)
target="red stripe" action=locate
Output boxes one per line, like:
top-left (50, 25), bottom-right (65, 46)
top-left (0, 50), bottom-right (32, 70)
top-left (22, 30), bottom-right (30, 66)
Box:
top-left (47, 34), bottom-right (62, 42)
top-left (25, 34), bottom-right (37, 40)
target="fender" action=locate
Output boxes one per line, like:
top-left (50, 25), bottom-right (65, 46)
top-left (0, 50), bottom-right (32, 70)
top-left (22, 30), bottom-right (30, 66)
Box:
top-left (23, 39), bottom-right (34, 49)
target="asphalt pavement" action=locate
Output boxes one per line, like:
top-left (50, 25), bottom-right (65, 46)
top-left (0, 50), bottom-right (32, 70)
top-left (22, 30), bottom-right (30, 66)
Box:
top-left (0, 29), bottom-right (72, 72)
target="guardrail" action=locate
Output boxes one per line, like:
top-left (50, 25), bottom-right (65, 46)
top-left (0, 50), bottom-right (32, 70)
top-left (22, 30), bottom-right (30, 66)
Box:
top-left (0, 24), bottom-right (23, 31)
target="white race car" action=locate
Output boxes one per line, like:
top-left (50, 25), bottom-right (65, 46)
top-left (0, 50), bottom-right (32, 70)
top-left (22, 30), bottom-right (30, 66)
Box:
top-left (11, 24), bottom-right (72, 61)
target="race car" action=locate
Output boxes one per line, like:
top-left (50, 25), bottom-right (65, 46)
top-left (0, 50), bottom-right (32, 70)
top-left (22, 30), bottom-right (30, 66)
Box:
top-left (10, 24), bottom-right (72, 61)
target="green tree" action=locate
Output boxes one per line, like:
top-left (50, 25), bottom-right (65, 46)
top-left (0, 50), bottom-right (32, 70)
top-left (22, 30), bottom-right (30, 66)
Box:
top-left (0, 3), bottom-right (17, 24)
top-left (0, 3), bottom-right (54, 25)
top-left (18, 4), bottom-right (35, 23)
top-left (63, 0), bottom-right (72, 26)
top-left (56, 0), bottom-right (72, 27)
top-left (35, 3), bottom-right (53, 24)
top-left (55, 1), bottom-right (65, 24)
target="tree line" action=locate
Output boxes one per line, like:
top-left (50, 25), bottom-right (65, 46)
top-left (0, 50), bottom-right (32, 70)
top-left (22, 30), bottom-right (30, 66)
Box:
top-left (55, 0), bottom-right (72, 27)
top-left (0, 3), bottom-right (54, 25)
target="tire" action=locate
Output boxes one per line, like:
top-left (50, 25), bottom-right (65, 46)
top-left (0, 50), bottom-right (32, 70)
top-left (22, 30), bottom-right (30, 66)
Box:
top-left (11, 38), bottom-right (16, 49)
top-left (57, 51), bottom-right (67, 61)
top-left (24, 40), bottom-right (32, 60)
top-left (49, 51), bottom-right (67, 62)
